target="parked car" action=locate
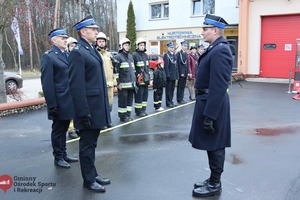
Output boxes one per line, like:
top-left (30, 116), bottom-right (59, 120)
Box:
top-left (109, 50), bottom-right (118, 58)
top-left (4, 71), bottom-right (23, 94)
top-left (147, 53), bottom-right (164, 80)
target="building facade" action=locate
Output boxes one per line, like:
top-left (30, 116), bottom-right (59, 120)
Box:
top-left (117, 0), bottom-right (239, 63)
top-left (239, 0), bottom-right (300, 78)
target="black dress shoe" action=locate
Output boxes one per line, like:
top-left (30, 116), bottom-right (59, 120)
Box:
top-left (54, 159), bottom-right (70, 168)
top-left (167, 104), bottom-right (174, 108)
top-left (83, 182), bottom-right (105, 193)
top-left (193, 182), bottom-right (222, 197)
top-left (106, 124), bottom-right (113, 128)
top-left (64, 156), bottom-right (79, 163)
top-left (194, 179), bottom-right (210, 188)
top-left (68, 130), bottom-right (79, 139)
top-left (95, 176), bottom-right (111, 185)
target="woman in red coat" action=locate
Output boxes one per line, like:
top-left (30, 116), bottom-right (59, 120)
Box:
top-left (187, 46), bottom-right (198, 101)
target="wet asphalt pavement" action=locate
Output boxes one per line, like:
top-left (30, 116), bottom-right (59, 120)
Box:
top-left (1, 81), bottom-right (300, 200)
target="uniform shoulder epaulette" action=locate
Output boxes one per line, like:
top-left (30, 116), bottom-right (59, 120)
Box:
top-left (45, 49), bottom-right (53, 54)
top-left (74, 44), bottom-right (82, 50)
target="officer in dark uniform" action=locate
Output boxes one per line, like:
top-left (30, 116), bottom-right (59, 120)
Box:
top-left (68, 16), bottom-right (111, 193)
top-left (114, 38), bottom-right (136, 122)
top-left (189, 14), bottom-right (233, 197)
top-left (40, 28), bottom-right (78, 169)
top-left (163, 42), bottom-right (179, 108)
top-left (176, 40), bottom-right (188, 104)
top-left (132, 37), bottom-right (150, 117)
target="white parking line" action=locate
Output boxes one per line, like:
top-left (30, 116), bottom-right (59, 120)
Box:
top-left (66, 101), bottom-right (195, 143)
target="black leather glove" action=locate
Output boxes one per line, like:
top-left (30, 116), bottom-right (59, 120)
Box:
top-left (203, 116), bottom-right (215, 134)
top-left (80, 115), bottom-right (92, 129)
top-left (48, 107), bottom-right (58, 118)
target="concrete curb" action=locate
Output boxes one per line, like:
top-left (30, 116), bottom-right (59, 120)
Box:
top-left (0, 98), bottom-right (46, 117)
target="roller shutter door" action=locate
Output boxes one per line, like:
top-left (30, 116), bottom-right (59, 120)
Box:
top-left (260, 14), bottom-right (300, 78)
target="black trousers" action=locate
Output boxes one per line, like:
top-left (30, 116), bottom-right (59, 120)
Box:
top-left (207, 148), bottom-right (225, 184)
top-left (154, 88), bottom-right (163, 109)
top-left (134, 85), bottom-right (148, 114)
top-left (51, 119), bottom-right (70, 160)
top-left (79, 129), bottom-right (100, 184)
top-left (165, 80), bottom-right (176, 106)
top-left (177, 77), bottom-right (187, 102)
top-left (118, 89), bottom-right (134, 119)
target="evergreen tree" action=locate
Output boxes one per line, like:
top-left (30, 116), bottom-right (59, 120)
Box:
top-left (126, 0), bottom-right (136, 53)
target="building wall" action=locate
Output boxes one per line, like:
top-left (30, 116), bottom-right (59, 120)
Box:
top-left (117, 0), bottom-right (239, 54)
top-left (243, 0), bottom-right (300, 76)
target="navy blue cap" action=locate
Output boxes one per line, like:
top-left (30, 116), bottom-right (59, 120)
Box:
top-left (73, 15), bottom-right (99, 31)
top-left (181, 41), bottom-right (188, 46)
top-left (167, 42), bottom-right (175, 48)
top-left (202, 14), bottom-right (228, 29)
top-left (49, 28), bottom-right (68, 38)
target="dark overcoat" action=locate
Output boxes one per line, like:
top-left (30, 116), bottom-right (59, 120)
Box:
top-left (40, 45), bottom-right (74, 120)
top-left (176, 49), bottom-right (188, 77)
top-left (189, 36), bottom-right (233, 151)
top-left (163, 51), bottom-right (179, 80)
top-left (68, 38), bottom-right (111, 130)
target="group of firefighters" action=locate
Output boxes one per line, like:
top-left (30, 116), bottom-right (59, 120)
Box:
top-left (64, 32), bottom-right (206, 138)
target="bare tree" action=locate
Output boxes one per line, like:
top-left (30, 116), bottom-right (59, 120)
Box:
top-left (0, 0), bottom-right (19, 103)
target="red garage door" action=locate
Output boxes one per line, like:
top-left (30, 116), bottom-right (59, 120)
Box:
top-left (260, 14), bottom-right (300, 78)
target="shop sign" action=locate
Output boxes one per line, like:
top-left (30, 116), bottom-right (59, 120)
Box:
top-left (157, 31), bottom-right (201, 40)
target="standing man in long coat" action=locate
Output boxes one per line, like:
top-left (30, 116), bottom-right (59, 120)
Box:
top-left (40, 28), bottom-right (78, 169)
top-left (163, 42), bottom-right (178, 108)
top-left (68, 15), bottom-right (111, 193)
top-left (176, 40), bottom-right (188, 104)
top-left (189, 14), bottom-right (233, 197)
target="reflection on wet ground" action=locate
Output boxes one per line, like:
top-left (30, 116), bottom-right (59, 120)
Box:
top-left (230, 153), bottom-right (243, 165)
top-left (255, 127), bottom-right (297, 136)
top-left (118, 131), bottom-right (189, 144)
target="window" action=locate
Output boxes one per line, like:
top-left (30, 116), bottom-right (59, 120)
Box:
top-left (151, 2), bottom-right (169, 19)
top-left (193, 0), bottom-right (201, 15)
top-left (264, 44), bottom-right (277, 50)
top-left (192, 0), bottom-right (215, 16)
top-left (203, 0), bottom-right (215, 14)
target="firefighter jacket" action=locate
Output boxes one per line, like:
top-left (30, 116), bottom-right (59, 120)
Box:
top-left (153, 67), bottom-right (167, 89)
top-left (97, 47), bottom-right (115, 88)
top-left (132, 49), bottom-right (150, 85)
top-left (114, 50), bottom-right (136, 89)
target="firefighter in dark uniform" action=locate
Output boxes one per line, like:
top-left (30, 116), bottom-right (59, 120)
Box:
top-left (68, 15), bottom-right (111, 193)
top-left (114, 38), bottom-right (136, 122)
top-left (163, 42), bottom-right (179, 108)
top-left (176, 40), bottom-right (188, 104)
top-left (189, 14), bottom-right (233, 197)
top-left (40, 28), bottom-right (78, 169)
top-left (132, 37), bottom-right (150, 117)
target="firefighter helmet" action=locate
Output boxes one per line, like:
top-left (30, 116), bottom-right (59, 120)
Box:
top-left (135, 37), bottom-right (146, 46)
top-left (119, 37), bottom-right (131, 49)
top-left (97, 32), bottom-right (108, 40)
top-left (119, 38), bottom-right (131, 46)
top-left (66, 37), bottom-right (77, 46)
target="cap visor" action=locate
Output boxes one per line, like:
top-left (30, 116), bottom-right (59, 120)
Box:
top-left (57, 35), bottom-right (69, 38)
top-left (85, 24), bottom-right (99, 28)
top-left (200, 24), bottom-right (215, 28)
